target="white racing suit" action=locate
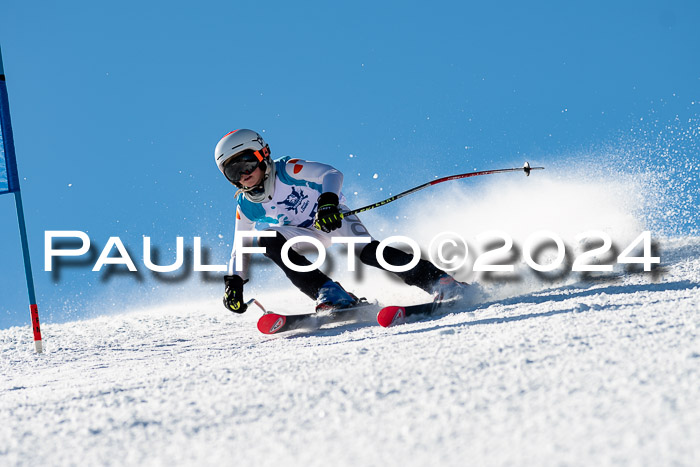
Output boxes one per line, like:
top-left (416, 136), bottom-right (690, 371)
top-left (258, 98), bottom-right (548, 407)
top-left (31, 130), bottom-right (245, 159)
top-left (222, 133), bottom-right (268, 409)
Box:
top-left (228, 156), bottom-right (443, 299)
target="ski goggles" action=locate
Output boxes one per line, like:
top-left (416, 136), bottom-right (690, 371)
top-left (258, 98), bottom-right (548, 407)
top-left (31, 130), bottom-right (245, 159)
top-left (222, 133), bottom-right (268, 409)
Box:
top-left (222, 148), bottom-right (269, 183)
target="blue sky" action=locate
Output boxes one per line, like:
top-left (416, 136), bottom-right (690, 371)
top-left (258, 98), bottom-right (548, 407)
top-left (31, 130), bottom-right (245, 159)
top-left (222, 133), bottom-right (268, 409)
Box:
top-left (1, 0), bottom-right (699, 329)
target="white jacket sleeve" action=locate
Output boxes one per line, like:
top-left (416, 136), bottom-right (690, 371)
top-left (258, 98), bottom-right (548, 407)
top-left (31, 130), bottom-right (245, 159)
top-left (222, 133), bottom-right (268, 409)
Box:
top-left (228, 206), bottom-right (255, 279)
top-left (285, 159), bottom-right (343, 196)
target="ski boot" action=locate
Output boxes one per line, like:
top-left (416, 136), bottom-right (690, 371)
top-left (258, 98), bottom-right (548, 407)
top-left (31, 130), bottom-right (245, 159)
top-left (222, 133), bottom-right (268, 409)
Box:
top-left (315, 280), bottom-right (357, 313)
top-left (431, 274), bottom-right (480, 304)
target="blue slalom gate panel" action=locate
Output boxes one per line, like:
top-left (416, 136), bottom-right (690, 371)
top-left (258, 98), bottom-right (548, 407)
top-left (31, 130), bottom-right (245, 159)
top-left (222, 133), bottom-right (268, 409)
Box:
top-left (0, 125), bottom-right (7, 194)
top-left (1, 52), bottom-right (20, 196)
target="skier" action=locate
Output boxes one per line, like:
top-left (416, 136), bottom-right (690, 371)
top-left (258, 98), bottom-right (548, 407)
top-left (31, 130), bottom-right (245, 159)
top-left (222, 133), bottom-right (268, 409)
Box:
top-left (216, 129), bottom-right (473, 313)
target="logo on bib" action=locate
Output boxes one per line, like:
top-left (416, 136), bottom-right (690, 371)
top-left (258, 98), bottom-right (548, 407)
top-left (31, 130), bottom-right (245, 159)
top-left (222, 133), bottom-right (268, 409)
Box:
top-left (277, 186), bottom-right (309, 215)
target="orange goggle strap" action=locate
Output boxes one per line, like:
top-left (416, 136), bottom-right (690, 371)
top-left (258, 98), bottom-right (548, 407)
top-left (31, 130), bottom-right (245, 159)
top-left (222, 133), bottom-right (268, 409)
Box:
top-left (253, 145), bottom-right (270, 162)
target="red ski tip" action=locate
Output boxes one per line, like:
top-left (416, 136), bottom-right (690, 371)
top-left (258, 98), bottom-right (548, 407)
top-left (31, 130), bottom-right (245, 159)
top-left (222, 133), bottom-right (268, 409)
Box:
top-left (377, 306), bottom-right (406, 327)
top-left (257, 313), bottom-right (287, 334)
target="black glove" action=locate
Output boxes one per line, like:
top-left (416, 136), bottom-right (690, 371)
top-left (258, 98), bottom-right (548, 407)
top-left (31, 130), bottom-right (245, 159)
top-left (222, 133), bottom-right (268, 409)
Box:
top-left (223, 275), bottom-right (248, 313)
top-left (314, 192), bottom-right (343, 233)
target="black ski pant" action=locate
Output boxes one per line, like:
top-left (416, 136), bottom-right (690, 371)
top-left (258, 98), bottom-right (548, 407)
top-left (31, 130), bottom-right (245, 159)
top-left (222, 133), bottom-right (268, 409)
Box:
top-left (258, 230), bottom-right (445, 300)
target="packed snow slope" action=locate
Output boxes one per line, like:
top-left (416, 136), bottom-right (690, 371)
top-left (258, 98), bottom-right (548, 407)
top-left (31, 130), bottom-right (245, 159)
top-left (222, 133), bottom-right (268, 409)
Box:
top-left (2, 155), bottom-right (700, 466)
top-left (1, 236), bottom-right (699, 466)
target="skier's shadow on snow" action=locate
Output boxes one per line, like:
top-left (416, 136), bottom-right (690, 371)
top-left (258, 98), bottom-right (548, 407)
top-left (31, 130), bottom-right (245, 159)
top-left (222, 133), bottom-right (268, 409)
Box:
top-left (280, 274), bottom-right (690, 340)
top-left (391, 278), bottom-right (697, 337)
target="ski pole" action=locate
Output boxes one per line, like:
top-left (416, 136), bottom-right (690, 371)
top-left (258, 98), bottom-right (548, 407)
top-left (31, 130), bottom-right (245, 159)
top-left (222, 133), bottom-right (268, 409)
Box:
top-left (245, 298), bottom-right (267, 314)
top-left (341, 161), bottom-right (543, 218)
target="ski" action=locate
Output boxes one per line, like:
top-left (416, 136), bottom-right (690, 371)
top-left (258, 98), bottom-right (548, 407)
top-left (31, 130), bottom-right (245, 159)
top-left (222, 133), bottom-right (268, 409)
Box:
top-left (376, 301), bottom-right (438, 327)
top-left (257, 312), bottom-right (315, 334)
top-left (257, 300), bottom-right (377, 335)
top-left (376, 297), bottom-right (465, 327)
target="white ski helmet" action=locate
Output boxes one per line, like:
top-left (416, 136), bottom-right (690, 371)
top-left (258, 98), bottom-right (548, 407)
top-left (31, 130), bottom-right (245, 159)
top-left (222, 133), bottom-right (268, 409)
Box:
top-left (214, 129), bottom-right (271, 176)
